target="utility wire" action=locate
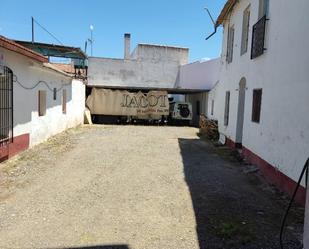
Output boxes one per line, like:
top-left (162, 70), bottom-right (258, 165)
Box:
top-left (33, 18), bottom-right (63, 45)
top-left (13, 74), bottom-right (70, 92)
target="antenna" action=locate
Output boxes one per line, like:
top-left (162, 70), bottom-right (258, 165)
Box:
top-left (89, 25), bottom-right (94, 56)
top-left (31, 17), bottom-right (34, 43)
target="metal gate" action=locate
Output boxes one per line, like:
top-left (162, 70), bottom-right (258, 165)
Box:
top-left (0, 65), bottom-right (13, 148)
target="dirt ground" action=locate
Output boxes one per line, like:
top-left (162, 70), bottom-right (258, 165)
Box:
top-left (0, 125), bottom-right (304, 249)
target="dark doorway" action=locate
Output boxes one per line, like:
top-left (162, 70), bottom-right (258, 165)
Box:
top-left (0, 65), bottom-right (13, 149)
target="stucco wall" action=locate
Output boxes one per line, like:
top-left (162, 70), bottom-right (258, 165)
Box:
top-left (208, 0), bottom-right (309, 184)
top-left (177, 58), bottom-right (220, 90)
top-left (0, 48), bottom-right (85, 146)
top-left (87, 45), bottom-right (188, 89)
top-left (186, 92), bottom-right (208, 126)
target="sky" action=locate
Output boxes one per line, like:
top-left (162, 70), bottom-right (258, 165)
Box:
top-left (0, 0), bottom-right (226, 62)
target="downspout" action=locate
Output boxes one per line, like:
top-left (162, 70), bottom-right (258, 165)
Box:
top-left (204, 7), bottom-right (218, 40)
top-left (206, 26), bottom-right (218, 40)
top-left (205, 0), bottom-right (238, 40)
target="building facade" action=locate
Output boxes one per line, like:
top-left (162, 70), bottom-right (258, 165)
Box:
top-left (207, 0), bottom-right (309, 203)
top-left (0, 36), bottom-right (85, 162)
top-left (180, 59), bottom-right (220, 125)
top-left (87, 34), bottom-right (189, 90)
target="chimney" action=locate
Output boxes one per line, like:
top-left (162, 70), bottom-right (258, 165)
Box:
top-left (124, 33), bottom-right (131, 59)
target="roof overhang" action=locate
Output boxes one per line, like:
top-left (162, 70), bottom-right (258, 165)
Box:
top-left (13, 40), bottom-right (87, 60)
top-left (0, 36), bottom-right (48, 63)
top-left (216, 0), bottom-right (237, 27)
top-left (43, 63), bottom-right (72, 78)
top-left (87, 85), bottom-right (208, 94)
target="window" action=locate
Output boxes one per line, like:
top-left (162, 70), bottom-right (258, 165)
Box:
top-left (224, 91), bottom-right (230, 126)
top-left (226, 25), bottom-right (234, 63)
top-left (259, 0), bottom-right (269, 19)
top-left (53, 88), bottom-right (57, 100)
top-left (241, 6), bottom-right (250, 55)
top-left (251, 15), bottom-right (267, 59)
top-left (62, 89), bottom-right (67, 114)
top-left (38, 90), bottom-right (46, 116)
top-left (0, 66), bottom-right (13, 146)
top-left (252, 89), bottom-right (262, 123)
top-left (196, 101), bottom-right (200, 116)
top-left (211, 100), bottom-right (214, 115)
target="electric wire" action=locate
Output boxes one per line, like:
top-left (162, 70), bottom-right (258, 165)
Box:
top-left (279, 158), bottom-right (309, 249)
top-left (13, 74), bottom-right (70, 92)
top-left (33, 18), bottom-right (63, 45)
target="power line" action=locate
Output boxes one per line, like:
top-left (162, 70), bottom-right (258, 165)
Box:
top-left (32, 17), bottom-right (63, 45)
top-left (13, 74), bottom-right (70, 92)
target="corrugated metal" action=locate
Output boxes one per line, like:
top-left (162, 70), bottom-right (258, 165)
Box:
top-left (0, 36), bottom-right (48, 63)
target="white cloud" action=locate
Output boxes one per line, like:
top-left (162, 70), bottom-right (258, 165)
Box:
top-left (199, 57), bottom-right (211, 62)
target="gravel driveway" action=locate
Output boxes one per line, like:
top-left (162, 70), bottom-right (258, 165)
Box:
top-left (0, 125), bottom-right (304, 249)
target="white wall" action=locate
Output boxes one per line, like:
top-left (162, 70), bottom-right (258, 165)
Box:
top-left (177, 58), bottom-right (220, 90)
top-left (88, 45), bottom-right (188, 89)
top-left (186, 92), bottom-right (208, 126)
top-left (0, 48), bottom-right (85, 146)
top-left (208, 0), bottom-right (309, 183)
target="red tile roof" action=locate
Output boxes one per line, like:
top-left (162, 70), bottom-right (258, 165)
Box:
top-left (0, 36), bottom-right (48, 63)
top-left (216, 0), bottom-right (237, 26)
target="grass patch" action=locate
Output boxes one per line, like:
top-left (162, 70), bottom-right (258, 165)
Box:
top-left (213, 220), bottom-right (255, 245)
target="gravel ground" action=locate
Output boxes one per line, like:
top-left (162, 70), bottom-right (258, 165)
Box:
top-left (0, 125), bottom-right (304, 249)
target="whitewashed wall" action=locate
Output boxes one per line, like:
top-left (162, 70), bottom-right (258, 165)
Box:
top-left (88, 45), bottom-right (188, 89)
top-left (0, 48), bottom-right (85, 146)
top-left (177, 58), bottom-right (220, 90)
top-left (208, 0), bottom-right (309, 183)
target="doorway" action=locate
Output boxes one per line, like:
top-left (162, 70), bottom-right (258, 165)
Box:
top-left (0, 66), bottom-right (13, 150)
top-left (235, 77), bottom-right (246, 147)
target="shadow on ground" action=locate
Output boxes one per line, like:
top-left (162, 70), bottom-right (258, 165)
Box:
top-left (48, 245), bottom-right (129, 249)
top-left (179, 138), bottom-right (304, 249)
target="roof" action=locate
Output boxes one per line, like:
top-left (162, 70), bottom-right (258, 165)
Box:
top-left (43, 63), bottom-right (72, 78)
top-left (13, 40), bottom-right (87, 60)
top-left (89, 85), bottom-right (208, 94)
top-left (0, 36), bottom-right (48, 63)
top-left (138, 43), bottom-right (189, 50)
top-left (216, 0), bottom-right (237, 27)
top-left (51, 63), bottom-right (75, 74)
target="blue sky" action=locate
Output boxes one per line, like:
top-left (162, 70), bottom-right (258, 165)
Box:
top-left (0, 0), bottom-right (226, 62)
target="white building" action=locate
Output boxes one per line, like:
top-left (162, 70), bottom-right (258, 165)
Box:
top-left (0, 36), bottom-right (85, 162)
top-left (88, 34), bottom-right (189, 90)
top-left (207, 0), bottom-right (309, 204)
top-left (179, 58), bottom-right (220, 125)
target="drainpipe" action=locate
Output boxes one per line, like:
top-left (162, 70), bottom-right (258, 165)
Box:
top-left (204, 7), bottom-right (217, 40)
top-left (205, 0), bottom-right (237, 40)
